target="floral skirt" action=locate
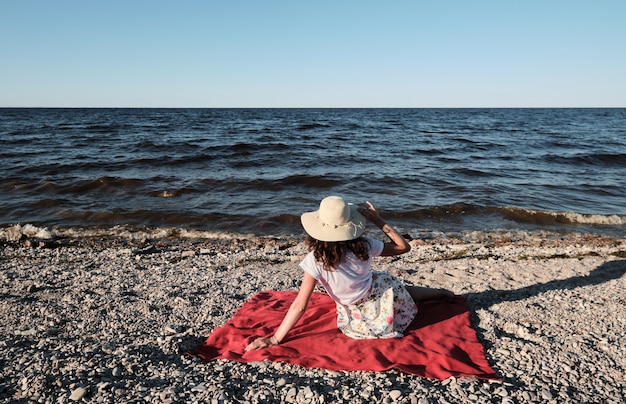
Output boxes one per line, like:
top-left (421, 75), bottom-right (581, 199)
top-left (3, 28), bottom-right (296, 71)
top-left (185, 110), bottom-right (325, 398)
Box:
top-left (336, 271), bottom-right (418, 339)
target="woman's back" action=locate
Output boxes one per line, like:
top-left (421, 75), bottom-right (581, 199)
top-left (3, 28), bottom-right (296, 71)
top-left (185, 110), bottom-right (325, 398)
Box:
top-left (300, 237), bottom-right (384, 305)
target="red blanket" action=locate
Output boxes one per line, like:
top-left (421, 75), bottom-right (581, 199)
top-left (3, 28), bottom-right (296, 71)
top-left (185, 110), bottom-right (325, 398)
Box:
top-left (191, 291), bottom-right (498, 379)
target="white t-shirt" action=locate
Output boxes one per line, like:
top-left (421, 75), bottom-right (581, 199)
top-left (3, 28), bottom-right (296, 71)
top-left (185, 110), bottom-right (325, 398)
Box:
top-left (299, 237), bottom-right (384, 306)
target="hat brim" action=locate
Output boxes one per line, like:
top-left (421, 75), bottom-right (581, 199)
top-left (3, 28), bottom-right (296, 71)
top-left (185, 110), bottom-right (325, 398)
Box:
top-left (301, 204), bottom-right (366, 242)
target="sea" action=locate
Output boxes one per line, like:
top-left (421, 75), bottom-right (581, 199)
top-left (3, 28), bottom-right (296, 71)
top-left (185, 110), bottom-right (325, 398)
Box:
top-left (1, 108), bottom-right (625, 241)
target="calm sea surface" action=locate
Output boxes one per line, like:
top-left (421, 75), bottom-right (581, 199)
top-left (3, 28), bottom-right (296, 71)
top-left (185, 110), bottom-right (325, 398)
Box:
top-left (1, 108), bottom-right (625, 239)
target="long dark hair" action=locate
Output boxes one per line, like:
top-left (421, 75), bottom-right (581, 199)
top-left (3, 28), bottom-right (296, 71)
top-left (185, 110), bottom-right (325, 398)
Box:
top-left (305, 235), bottom-right (370, 271)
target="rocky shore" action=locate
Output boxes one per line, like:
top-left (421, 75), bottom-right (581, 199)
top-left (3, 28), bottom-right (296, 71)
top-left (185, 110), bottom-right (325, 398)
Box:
top-left (1, 229), bottom-right (625, 403)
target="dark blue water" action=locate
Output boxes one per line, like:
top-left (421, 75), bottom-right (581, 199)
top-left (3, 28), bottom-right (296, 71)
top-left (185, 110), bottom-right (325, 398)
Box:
top-left (1, 108), bottom-right (625, 239)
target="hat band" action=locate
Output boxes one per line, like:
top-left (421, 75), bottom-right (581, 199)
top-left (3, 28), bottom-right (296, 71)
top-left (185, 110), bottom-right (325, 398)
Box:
top-left (321, 221), bottom-right (363, 232)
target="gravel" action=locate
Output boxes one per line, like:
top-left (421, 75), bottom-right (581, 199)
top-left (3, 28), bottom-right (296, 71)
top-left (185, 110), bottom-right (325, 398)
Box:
top-left (1, 232), bottom-right (625, 403)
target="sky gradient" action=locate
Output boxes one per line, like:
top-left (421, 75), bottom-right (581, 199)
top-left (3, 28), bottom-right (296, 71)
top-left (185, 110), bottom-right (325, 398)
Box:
top-left (1, 1), bottom-right (625, 107)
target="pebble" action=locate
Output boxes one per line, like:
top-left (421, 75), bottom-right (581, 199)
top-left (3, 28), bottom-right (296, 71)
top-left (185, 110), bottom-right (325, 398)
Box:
top-left (541, 388), bottom-right (554, 400)
top-left (389, 389), bottom-right (402, 400)
top-left (164, 324), bottom-right (186, 335)
top-left (191, 384), bottom-right (207, 392)
top-left (69, 387), bottom-right (87, 401)
top-left (495, 386), bottom-right (509, 396)
top-left (286, 387), bottom-right (297, 402)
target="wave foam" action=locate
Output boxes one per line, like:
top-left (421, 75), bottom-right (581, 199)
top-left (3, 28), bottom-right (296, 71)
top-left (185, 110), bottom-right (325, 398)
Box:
top-left (501, 207), bottom-right (626, 225)
top-left (1, 224), bottom-right (53, 241)
top-left (0, 224), bottom-right (254, 242)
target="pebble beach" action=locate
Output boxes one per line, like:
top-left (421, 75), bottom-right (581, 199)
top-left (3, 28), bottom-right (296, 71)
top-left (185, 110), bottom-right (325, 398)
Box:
top-left (1, 226), bottom-right (625, 403)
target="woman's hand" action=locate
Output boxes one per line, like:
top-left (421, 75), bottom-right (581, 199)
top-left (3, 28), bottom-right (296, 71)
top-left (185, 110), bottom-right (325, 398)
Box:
top-left (358, 201), bottom-right (385, 227)
top-left (245, 273), bottom-right (317, 353)
top-left (359, 200), bottom-right (411, 256)
top-left (245, 336), bottom-right (277, 352)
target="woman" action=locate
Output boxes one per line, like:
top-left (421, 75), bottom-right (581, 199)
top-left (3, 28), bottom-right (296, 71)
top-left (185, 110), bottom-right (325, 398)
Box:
top-left (245, 196), bottom-right (451, 351)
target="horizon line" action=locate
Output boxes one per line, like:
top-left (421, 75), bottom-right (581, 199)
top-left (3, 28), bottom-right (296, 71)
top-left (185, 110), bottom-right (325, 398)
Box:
top-left (1, 106), bottom-right (624, 109)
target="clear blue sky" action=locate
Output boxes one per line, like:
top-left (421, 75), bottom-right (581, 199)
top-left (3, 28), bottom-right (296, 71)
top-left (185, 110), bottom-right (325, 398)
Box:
top-left (1, 1), bottom-right (624, 107)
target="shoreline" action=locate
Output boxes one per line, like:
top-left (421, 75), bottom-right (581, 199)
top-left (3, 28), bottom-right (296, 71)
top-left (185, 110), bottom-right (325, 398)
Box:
top-left (2, 221), bottom-right (624, 247)
top-left (1, 232), bottom-right (625, 402)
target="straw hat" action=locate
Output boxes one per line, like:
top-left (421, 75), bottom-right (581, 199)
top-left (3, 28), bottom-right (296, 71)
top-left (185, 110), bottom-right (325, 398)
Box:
top-left (301, 196), bottom-right (366, 242)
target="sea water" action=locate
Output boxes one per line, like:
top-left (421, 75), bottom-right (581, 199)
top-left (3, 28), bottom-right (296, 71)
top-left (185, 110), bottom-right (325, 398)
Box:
top-left (1, 108), bottom-right (624, 239)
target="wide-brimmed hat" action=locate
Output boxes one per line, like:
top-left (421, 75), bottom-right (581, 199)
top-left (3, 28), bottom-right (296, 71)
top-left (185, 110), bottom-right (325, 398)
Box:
top-left (301, 196), bottom-right (366, 242)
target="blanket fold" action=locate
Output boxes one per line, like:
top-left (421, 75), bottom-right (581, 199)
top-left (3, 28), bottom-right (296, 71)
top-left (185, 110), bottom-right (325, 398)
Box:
top-left (191, 291), bottom-right (497, 380)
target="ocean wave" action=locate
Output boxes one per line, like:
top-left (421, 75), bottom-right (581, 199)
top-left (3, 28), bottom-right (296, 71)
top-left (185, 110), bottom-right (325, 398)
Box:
top-left (501, 207), bottom-right (626, 226)
top-left (545, 153), bottom-right (626, 167)
top-left (420, 129), bottom-right (454, 135)
top-left (296, 123), bottom-right (331, 131)
top-left (3, 176), bottom-right (145, 195)
top-left (393, 203), bottom-right (626, 227)
top-left (200, 175), bottom-right (342, 190)
top-left (3, 220), bottom-right (618, 246)
top-left (1, 224), bottom-right (53, 241)
top-left (0, 223), bottom-right (251, 242)
top-left (2, 173), bottom-right (345, 202)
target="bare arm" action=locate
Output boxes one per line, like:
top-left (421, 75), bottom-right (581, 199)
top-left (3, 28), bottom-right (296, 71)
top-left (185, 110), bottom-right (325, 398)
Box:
top-left (358, 201), bottom-right (410, 257)
top-left (245, 272), bottom-right (318, 351)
